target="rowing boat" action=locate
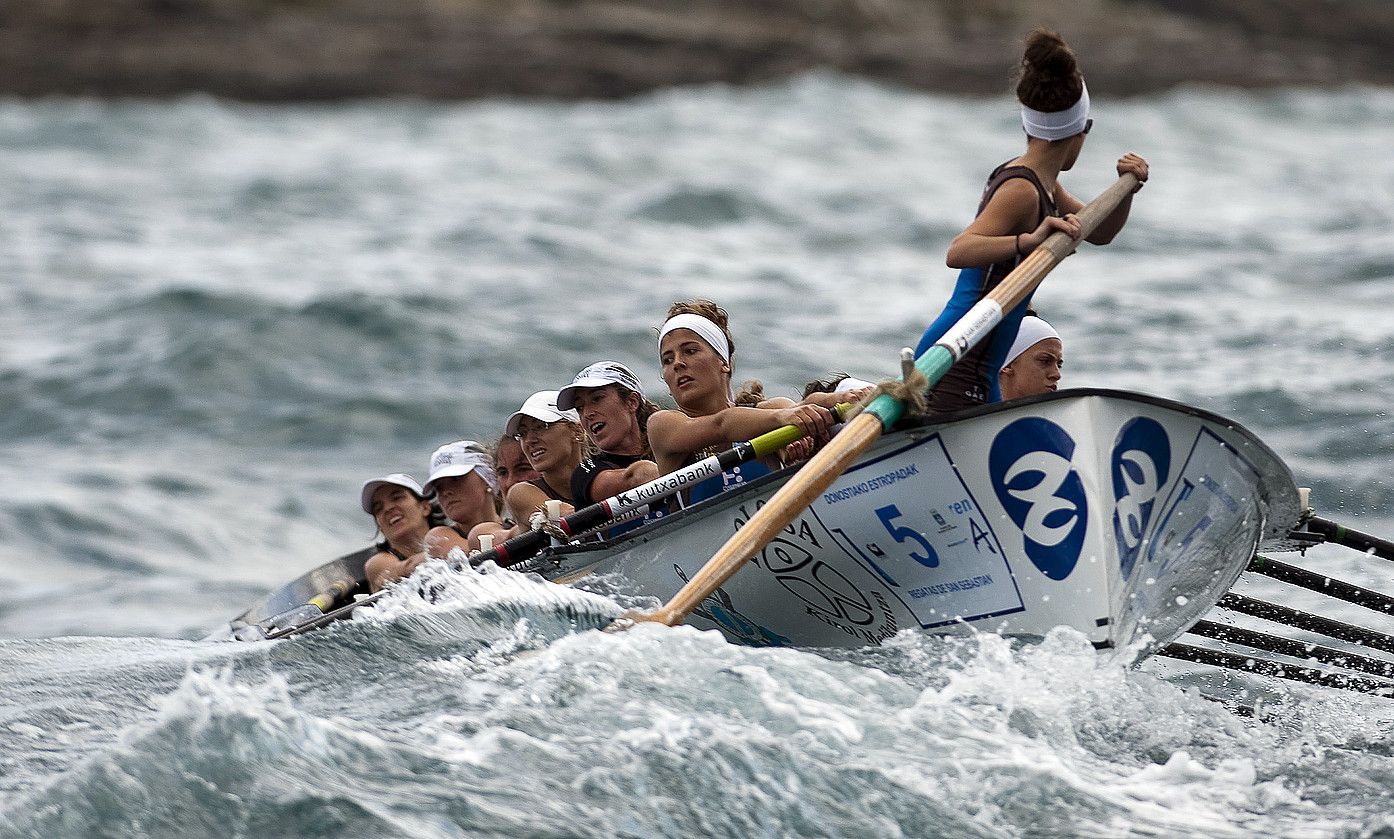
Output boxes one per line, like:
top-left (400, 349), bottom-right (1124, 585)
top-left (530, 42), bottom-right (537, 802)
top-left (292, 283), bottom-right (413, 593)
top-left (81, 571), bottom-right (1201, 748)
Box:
top-left (527, 388), bottom-right (1299, 651)
top-left (213, 387), bottom-right (1301, 655)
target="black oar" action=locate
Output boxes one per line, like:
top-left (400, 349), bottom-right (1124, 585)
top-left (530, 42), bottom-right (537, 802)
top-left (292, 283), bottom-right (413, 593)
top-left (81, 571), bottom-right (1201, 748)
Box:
top-left (1217, 593), bottom-right (1394, 654)
top-left (469, 410), bottom-right (849, 570)
top-left (1187, 619), bottom-right (1394, 680)
top-left (264, 591), bottom-right (385, 639)
top-left (1247, 554), bottom-right (1394, 617)
top-left (1158, 642), bottom-right (1394, 696)
top-left (1298, 516), bottom-right (1394, 562)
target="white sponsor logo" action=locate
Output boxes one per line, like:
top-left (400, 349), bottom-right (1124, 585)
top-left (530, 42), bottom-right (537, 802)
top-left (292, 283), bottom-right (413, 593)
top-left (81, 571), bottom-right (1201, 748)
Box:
top-left (1115, 449), bottom-right (1160, 549)
top-left (1004, 451), bottom-right (1079, 547)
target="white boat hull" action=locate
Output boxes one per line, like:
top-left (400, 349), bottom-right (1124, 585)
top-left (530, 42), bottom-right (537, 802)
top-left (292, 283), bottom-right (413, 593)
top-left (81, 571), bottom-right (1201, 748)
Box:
top-left (537, 389), bottom-right (1300, 651)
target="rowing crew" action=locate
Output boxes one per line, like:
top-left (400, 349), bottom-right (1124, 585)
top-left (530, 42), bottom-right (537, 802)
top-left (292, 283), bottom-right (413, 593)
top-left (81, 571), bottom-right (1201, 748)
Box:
top-left (357, 298), bottom-right (1066, 593)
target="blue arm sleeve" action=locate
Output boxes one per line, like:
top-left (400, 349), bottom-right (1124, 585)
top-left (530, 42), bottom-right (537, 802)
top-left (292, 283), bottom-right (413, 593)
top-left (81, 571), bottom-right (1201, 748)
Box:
top-left (913, 266), bottom-right (1036, 403)
top-left (914, 267), bottom-right (986, 358)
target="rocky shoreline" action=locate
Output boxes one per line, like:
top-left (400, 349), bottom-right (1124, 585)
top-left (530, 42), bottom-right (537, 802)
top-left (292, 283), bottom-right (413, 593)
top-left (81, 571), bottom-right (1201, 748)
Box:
top-left (3, 0), bottom-right (1392, 100)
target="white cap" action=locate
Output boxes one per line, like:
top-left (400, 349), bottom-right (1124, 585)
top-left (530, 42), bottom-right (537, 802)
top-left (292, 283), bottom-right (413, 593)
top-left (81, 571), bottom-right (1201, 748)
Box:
top-left (504, 390), bottom-right (580, 437)
top-left (1002, 316), bottom-right (1061, 369)
top-left (360, 473), bottom-right (425, 514)
top-left (833, 376), bottom-right (875, 393)
top-left (424, 440), bottom-right (498, 495)
top-left (556, 361), bottom-right (645, 411)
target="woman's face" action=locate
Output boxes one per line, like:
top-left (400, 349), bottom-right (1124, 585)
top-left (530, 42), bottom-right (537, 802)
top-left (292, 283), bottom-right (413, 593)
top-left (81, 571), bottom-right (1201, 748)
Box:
top-left (514, 417), bottom-right (581, 473)
top-left (432, 471), bottom-right (496, 528)
top-left (1000, 337), bottom-right (1063, 401)
top-left (370, 485), bottom-right (432, 546)
top-left (571, 385), bottom-right (641, 454)
top-left (494, 437), bottom-right (539, 497)
top-left (659, 328), bottom-right (727, 410)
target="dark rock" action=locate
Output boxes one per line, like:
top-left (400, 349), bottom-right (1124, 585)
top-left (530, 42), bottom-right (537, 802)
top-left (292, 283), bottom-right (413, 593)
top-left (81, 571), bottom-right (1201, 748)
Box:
top-left (1, 0), bottom-right (1391, 100)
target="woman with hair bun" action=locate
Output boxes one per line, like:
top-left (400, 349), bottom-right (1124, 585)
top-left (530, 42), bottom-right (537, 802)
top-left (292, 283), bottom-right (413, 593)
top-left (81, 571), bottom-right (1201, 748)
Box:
top-left (918, 28), bottom-right (1148, 414)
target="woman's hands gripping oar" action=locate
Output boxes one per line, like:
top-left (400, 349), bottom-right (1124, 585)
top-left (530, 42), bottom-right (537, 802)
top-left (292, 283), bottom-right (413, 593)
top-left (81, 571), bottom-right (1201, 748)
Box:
top-left (470, 408), bottom-right (850, 569)
top-left (619, 173), bottom-right (1140, 629)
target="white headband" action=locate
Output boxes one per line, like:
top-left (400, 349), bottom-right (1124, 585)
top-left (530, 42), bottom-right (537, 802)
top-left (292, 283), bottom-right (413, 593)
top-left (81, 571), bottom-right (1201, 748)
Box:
top-left (1021, 81), bottom-right (1090, 141)
top-left (658, 313), bottom-right (731, 363)
top-left (1002, 316), bottom-right (1061, 369)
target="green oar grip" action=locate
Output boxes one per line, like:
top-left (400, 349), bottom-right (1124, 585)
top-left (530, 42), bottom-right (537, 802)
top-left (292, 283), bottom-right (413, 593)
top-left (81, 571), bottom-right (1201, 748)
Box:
top-left (749, 424), bottom-right (807, 458)
top-left (747, 400), bottom-right (859, 459)
top-left (861, 345), bottom-right (956, 430)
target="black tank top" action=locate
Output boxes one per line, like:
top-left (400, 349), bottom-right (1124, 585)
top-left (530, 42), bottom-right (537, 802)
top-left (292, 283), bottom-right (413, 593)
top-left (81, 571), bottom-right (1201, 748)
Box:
top-left (927, 163), bottom-right (1057, 413)
top-left (528, 476), bottom-right (569, 503)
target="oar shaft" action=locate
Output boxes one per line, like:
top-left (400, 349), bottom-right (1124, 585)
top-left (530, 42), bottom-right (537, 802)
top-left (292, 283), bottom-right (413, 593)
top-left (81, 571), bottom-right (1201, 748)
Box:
top-left (1218, 593), bottom-right (1394, 654)
top-left (264, 590), bottom-right (387, 639)
top-left (1158, 641), bottom-right (1394, 696)
top-left (1248, 554), bottom-right (1394, 616)
top-left (1302, 516), bottom-right (1394, 562)
top-left (473, 423), bottom-right (809, 569)
top-left (1189, 619), bottom-right (1394, 679)
top-left (635, 412), bottom-right (883, 626)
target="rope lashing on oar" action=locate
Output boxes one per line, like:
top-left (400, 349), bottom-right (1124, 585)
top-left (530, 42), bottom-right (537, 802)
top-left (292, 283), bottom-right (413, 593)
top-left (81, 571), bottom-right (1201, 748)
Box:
top-left (528, 510), bottom-right (569, 542)
top-left (843, 364), bottom-right (930, 422)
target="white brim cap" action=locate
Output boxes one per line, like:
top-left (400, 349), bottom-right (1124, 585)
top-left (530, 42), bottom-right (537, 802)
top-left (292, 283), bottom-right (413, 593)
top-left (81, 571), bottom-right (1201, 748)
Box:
top-left (833, 376), bottom-right (875, 393)
top-left (504, 390), bottom-right (580, 437)
top-left (1002, 316), bottom-right (1061, 370)
top-left (360, 473), bottom-right (425, 514)
top-left (423, 440), bottom-right (498, 495)
top-left (556, 361), bottom-right (645, 411)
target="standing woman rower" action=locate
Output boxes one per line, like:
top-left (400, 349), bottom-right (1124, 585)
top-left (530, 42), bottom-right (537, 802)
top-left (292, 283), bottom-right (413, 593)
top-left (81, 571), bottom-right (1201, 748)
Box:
top-left (918, 28), bottom-right (1148, 414)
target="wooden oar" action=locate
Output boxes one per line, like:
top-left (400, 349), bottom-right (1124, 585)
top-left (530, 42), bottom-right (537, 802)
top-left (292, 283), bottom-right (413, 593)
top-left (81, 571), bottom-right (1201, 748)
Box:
top-left (624, 173), bottom-right (1141, 628)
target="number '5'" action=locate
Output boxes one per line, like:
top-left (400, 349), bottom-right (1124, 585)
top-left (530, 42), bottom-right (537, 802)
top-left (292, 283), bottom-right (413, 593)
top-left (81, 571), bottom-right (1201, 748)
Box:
top-left (874, 504), bottom-right (938, 568)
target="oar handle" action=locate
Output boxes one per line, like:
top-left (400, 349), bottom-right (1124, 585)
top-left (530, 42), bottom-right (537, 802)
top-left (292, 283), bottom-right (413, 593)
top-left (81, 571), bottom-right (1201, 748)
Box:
top-left (988, 173), bottom-right (1139, 310)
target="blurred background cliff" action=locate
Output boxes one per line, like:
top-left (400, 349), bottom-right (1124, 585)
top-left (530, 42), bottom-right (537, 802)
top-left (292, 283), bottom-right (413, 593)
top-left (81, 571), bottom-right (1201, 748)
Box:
top-left (3, 0), bottom-right (1391, 100)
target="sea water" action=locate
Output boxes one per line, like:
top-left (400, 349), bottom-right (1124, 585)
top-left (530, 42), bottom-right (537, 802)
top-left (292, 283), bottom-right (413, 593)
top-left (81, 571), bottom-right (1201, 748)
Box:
top-left (1, 75), bottom-right (1393, 837)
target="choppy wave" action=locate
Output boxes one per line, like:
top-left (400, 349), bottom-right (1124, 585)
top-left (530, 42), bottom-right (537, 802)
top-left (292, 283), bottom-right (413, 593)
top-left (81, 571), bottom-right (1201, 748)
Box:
top-left (2, 76), bottom-right (1394, 835)
top-left (3, 565), bottom-right (1394, 838)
